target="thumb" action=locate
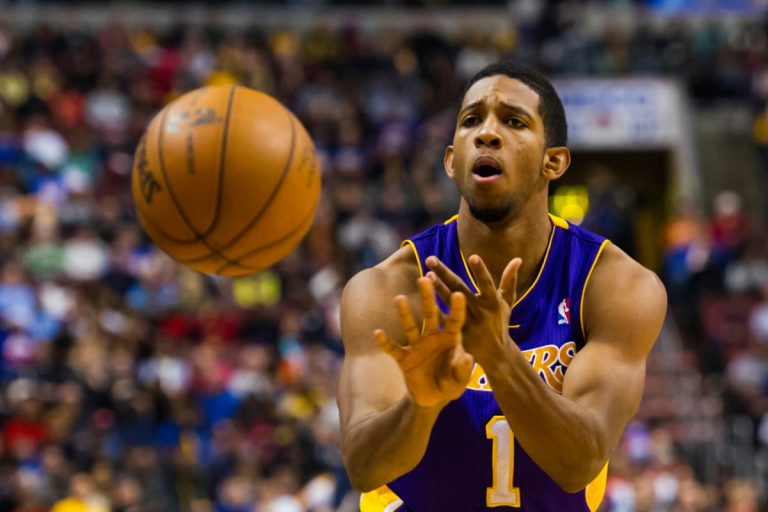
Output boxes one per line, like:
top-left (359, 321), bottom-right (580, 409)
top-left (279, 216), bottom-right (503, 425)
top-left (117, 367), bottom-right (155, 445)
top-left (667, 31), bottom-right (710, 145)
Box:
top-left (498, 258), bottom-right (521, 307)
top-left (452, 351), bottom-right (474, 384)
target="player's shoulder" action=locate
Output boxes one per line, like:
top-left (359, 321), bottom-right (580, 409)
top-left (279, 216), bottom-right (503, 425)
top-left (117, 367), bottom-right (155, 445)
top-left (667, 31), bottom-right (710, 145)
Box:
top-left (584, 242), bottom-right (667, 342)
top-left (593, 243), bottom-right (665, 297)
top-left (340, 246), bottom-right (421, 353)
top-left (377, 244), bottom-right (423, 277)
top-left (342, 246), bottom-right (421, 307)
top-left (559, 217), bottom-right (605, 242)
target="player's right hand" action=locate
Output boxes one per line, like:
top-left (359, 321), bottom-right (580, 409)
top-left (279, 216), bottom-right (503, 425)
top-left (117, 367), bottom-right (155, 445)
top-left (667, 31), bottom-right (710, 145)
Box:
top-left (374, 277), bottom-right (473, 409)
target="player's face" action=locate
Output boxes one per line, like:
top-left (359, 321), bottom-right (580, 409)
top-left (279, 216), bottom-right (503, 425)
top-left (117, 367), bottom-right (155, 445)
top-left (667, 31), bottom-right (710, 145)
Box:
top-left (445, 76), bottom-right (557, 223)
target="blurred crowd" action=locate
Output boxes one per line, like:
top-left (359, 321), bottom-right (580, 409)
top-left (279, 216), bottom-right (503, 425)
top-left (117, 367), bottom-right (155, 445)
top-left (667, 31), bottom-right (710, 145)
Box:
top-left (0, 3), bottom-right (767, 512)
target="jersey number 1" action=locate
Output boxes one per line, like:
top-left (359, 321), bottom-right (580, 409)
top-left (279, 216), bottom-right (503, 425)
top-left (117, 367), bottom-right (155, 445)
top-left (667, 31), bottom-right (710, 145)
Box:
top-left (486, 416), bottom-right (521, 508)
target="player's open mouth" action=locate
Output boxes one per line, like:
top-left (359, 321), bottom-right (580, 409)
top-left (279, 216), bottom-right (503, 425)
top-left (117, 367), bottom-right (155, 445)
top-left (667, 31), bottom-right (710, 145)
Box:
top-left (472, 156), bottom-right (503, 183)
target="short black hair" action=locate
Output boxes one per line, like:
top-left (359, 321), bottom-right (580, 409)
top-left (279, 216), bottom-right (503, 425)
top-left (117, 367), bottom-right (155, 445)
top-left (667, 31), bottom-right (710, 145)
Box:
top-left (461, 62), bottom-right (568, 148)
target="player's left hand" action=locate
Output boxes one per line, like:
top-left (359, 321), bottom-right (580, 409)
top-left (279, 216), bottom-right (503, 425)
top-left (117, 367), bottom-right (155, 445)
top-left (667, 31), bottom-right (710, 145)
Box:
top-left (425, 254), bottom-right (521, 365)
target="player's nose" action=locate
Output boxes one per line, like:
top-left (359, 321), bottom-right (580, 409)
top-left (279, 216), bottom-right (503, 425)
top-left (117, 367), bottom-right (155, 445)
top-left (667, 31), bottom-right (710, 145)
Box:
top-left (474, 118), bottom-right (502, 148)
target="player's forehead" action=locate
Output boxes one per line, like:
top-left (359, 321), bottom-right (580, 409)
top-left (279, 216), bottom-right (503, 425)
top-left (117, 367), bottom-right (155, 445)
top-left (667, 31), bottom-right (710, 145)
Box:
top-left (461, 75), bottom-right (541, 118)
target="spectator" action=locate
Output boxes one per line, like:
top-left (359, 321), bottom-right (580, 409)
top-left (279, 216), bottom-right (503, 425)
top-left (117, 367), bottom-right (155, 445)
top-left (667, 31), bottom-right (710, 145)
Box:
top-left (50, 473), bottom-right (109, 512)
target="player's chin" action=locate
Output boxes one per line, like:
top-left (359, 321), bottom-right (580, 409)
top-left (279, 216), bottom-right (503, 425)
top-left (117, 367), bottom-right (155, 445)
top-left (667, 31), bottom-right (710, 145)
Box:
top-left (467, 201), bottom-right (513, 224)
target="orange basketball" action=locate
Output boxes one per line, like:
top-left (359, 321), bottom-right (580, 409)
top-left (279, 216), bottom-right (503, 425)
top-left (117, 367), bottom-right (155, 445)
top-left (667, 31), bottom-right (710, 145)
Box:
top-left (131, 85), bottom-right (321, 276)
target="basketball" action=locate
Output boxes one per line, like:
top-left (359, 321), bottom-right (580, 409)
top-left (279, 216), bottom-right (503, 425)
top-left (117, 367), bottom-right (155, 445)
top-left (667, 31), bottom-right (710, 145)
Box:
top-left (131, 85), bottom-right (321, 276)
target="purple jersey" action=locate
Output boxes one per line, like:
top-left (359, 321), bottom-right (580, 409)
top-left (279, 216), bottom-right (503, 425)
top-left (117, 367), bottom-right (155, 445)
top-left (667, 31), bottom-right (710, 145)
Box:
top-left (360, 214), bottom-right (610, 512)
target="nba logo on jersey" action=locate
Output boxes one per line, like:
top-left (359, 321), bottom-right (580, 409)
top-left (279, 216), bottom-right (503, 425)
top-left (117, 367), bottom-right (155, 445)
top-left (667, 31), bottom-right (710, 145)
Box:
top-left (558, 298), bottom-right (570, 325)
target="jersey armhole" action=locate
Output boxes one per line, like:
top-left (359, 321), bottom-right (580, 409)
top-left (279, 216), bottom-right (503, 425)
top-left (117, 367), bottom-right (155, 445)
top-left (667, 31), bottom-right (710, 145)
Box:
top-left (579, 240), bottom-right (610, 341)
top-left (401, 239), bottom-right (425, 278)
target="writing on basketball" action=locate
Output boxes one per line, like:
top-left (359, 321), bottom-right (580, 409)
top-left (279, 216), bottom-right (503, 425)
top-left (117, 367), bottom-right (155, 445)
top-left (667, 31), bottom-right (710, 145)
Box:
top-left (135, 136), bottom-right (162, 205)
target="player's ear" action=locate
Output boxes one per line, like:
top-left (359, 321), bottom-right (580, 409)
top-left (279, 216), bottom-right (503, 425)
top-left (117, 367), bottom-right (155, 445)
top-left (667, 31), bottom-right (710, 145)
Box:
top-left (444, 145), bottom-right (455, 178)
top-left (542, 146), bottom-right (570, 181)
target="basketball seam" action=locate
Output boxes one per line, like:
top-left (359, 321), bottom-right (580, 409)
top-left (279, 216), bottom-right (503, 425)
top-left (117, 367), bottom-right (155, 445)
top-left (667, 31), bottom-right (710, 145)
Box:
top-left (213, 206), bottom-right (316, 275)
top-left (156, 100), bottom-right (238, 266)
top-left (136, 205), bottom-right (199, 244)
top-left (176, 182), bottom-right (315, 266)
top-left (170, 107), bottom-right (305, 269)
top-left (196, 104), bottom-right (297, 259)
top-left (232, 199), bottom-right (316, 263)
top-left (201, 84), bottom-right (236, 236)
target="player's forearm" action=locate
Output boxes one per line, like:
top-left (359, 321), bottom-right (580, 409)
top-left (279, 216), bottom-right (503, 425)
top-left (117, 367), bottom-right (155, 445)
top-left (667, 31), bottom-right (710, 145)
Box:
top-left (341, 396), bottom-right (443, 492)
top-left (479, 341), bottom-right (609, 492)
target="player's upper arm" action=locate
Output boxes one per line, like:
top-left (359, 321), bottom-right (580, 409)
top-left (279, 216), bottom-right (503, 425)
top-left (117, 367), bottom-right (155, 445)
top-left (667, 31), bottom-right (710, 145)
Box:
top-left (338, 249), bottom-right (419, 438)
top-left (561, 243), bottom-right (667, 454)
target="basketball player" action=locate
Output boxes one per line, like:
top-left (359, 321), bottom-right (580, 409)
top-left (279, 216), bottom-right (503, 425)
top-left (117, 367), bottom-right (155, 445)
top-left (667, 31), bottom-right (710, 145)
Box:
top-left (338, 62), bottom-right (667, 511)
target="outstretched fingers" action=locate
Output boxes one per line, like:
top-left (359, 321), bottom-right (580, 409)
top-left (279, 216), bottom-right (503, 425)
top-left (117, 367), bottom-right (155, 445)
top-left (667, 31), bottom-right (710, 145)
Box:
top-left (467, 255), bottom-right (496, 298)
top-left (499, 258), bottom-right (522, 307)
top-left (426, 256), bottom-right (473, 296)
top-left (451, 350), bottom-right (474, 384)
top-left (374, 329), bottom-right (407, 362)
top-left (394, 295), bottom-right (421, 345)
top-left (443, 291), bottom-right (467, 337)
top-left (427, 271), bottom-right (452, 306)
top-left (418, 277), bottom-right (440, 334)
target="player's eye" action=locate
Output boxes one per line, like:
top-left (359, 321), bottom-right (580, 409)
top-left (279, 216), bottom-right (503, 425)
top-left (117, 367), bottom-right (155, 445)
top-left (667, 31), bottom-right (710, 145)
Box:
top-left (461, 116), bottom-right (481, 127)
top-left (506, 117), bottom-right (526, 128)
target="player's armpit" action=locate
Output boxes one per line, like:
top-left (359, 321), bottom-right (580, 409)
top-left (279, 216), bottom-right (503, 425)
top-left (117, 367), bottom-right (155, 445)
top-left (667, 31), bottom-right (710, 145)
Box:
top-left (561, 244), bottom-right (667, 485)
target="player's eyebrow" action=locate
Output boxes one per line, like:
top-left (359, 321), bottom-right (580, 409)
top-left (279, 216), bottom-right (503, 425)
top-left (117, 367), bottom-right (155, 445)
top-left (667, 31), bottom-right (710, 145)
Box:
top-left (459, 101), bottom-right (534, 121)
top-left (499, 103), bottom-right (534, 121)
top-left (459, 100), bottom-right (482, 117)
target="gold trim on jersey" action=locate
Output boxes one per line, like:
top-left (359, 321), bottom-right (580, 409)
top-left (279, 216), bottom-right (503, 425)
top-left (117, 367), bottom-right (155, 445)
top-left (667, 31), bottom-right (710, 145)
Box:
top-left (580, 239), bottom-right (610, 340)
top-left (432, 214), bottom-right (567, 306)
top-left (585, 462), bottom-right (609, 512)
top-left (401, 239), bottom-right (428, 334)
top-left (449, 212), bottom-right (563, 310)
top-left (459, 248), bottom-right (480, 293)
top-left (360, 485), bottom-right (404, 512)
top-left (548, 213), bottom-right (570, 230)
top-left (510, 220), bottom-right (557, 308)
top-left (401, 239), bottom-right (425, 278)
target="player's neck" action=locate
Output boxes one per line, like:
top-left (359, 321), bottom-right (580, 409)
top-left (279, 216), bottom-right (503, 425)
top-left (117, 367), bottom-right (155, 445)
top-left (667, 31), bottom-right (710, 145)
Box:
top-left (456, 202), bottom-right (553, 292)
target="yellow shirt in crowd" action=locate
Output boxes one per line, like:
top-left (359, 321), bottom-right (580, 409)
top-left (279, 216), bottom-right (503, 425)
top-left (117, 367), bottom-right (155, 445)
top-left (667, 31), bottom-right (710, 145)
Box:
top-left (50, 498), bottom-right (109, 512)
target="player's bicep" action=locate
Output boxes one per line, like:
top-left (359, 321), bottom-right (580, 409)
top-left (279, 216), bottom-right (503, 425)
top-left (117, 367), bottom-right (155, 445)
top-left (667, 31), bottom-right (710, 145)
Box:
top-left (560, 338), bottom-right (647, 447)
top-left (562, 252), bottom-right (667, 448)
